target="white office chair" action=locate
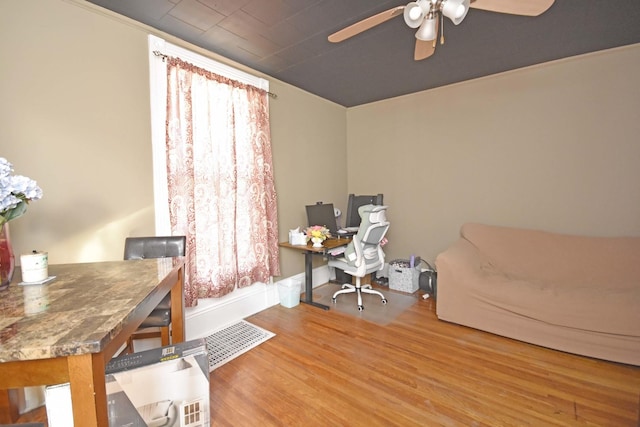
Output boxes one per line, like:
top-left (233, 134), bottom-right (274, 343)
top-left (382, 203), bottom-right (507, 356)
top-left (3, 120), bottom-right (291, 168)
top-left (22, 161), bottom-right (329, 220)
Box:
top-left (328, 204), bottom-right (389, 311)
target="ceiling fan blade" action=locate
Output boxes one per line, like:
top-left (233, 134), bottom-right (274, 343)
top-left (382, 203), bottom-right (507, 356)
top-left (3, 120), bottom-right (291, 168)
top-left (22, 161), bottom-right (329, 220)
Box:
top-left (414, 39), bottom-right (436, 61)
top-left (328, 6), bottom-right (405, 43)
top-left (470, 0), bottom-right (555, 16)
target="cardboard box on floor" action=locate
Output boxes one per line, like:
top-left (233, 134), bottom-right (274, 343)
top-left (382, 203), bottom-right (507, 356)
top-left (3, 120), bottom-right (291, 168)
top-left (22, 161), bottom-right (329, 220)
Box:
top-left (46, 338), bottom-right (210, 427)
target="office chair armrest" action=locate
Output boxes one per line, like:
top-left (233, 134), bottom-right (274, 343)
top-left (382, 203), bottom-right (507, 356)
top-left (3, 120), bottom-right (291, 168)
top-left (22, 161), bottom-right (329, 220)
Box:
top-left (351, 235), bottom-right (364, 269)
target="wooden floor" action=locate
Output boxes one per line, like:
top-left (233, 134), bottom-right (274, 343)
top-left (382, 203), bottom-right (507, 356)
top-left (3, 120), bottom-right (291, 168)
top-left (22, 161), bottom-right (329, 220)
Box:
top-left (17, 293), bottom-right (640, 426)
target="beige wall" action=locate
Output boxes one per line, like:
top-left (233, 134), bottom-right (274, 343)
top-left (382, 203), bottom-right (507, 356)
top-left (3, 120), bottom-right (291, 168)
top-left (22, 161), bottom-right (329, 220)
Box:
top-left (1, 0), bottom-right (155, 264)
top-left (0, 0), bottom-right (346, 279)
top-left (2, 0), bottom-right (639, 282)
top-left (269, 83), bottom-right (347, 275)
top-left (347, 44), bottom-right (640, 263)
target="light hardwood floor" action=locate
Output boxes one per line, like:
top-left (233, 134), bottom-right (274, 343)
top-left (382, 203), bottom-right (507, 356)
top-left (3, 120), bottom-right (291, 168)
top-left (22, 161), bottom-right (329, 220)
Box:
top-left (17, 290), bottom-right (640, 426)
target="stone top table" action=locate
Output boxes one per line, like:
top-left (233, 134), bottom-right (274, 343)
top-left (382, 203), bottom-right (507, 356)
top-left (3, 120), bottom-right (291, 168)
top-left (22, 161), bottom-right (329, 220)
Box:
top-left (0, 258), bottom-right (185, 425)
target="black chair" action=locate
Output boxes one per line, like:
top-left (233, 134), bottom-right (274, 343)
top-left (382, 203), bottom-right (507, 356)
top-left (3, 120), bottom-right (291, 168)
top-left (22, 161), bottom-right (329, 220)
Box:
top-left (345, 193), bottom-right (384, 228)
top-left (123, 236), bottom-right (186, 352)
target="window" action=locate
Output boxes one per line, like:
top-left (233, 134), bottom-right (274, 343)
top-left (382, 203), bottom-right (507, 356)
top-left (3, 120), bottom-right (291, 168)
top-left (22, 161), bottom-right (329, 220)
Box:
top-left (148, 35), bottom-right (279, 307)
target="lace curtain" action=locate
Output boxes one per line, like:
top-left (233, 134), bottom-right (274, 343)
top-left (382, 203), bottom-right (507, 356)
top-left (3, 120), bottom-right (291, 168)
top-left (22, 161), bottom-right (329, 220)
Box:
top-left (165, 56), bottom-right (280, 307)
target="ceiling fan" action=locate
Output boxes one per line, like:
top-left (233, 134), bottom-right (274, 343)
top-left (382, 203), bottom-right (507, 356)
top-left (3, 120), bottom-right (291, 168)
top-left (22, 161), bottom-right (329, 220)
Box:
top-left (328, 0), bottom-right (555, 60)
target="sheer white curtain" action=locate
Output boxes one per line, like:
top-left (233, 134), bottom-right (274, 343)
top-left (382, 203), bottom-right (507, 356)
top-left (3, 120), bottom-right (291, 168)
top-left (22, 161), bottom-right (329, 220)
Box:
top-left (164, 56), bottom-right (280, 307)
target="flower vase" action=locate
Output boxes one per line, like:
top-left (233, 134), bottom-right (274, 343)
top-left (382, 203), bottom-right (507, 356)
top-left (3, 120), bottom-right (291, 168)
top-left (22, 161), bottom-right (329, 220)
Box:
top-left (0, 223), bottom-right (15, 291)
top-left (311, 237), bottom-right (323, 248)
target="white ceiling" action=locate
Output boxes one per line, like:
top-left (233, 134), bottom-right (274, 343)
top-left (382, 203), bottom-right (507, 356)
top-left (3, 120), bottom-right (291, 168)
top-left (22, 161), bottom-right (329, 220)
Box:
top-left (85, 0), bottom-right (640, 107)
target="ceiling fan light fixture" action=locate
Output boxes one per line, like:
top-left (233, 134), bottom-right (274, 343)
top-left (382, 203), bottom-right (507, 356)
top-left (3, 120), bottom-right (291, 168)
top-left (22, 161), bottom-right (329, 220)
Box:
top-left (441, 0), bottom-right (469, 25)
top-left (415, 15), bottom-right (437, 41)
top-left (403, 2), bottom-right (427, 28)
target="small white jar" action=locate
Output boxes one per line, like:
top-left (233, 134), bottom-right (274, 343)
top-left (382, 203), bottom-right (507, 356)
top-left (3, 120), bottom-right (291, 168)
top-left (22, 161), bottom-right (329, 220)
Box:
top-left (20, 251), bottom-right (49, 283)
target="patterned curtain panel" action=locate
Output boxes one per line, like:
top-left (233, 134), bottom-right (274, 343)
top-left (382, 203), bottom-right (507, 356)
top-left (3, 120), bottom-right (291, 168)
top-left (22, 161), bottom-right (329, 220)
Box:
top-left (165, 57), bottom-right (280, 307)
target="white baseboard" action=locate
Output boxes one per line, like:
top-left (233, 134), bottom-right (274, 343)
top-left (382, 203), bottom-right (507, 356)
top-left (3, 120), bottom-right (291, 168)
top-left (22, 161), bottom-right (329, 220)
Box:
top-left (184, 280), bottom-right (273, 340)
top-left (20, 386), bottom-right (45, 414)
top-left (185, 265), bottom-right (330, 339)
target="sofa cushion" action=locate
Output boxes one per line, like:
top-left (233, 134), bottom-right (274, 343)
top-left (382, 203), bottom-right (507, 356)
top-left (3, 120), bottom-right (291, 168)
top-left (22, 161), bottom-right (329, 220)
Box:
top-left (461, 223), bottom-right (640, 287)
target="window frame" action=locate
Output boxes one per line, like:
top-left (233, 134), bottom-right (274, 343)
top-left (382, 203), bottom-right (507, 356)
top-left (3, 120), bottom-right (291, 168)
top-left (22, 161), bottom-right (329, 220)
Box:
top-left (147, 34), bottom-right (269, 234)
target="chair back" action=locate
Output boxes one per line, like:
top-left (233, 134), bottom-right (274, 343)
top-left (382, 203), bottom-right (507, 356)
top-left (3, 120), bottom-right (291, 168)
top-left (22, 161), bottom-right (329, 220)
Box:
top-left (124, 236), bottom-right (186, 260)
top-left (342, 205), bottom-right (389, 276)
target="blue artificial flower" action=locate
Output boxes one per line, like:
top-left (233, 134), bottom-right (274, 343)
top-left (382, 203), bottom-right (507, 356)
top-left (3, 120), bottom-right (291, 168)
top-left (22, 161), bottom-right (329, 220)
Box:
top-left (0, 157), bottom-right (43, 226)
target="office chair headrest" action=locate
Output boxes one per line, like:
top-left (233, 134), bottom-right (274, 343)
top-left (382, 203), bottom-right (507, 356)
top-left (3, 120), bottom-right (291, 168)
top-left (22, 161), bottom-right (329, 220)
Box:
top-left (358, 204), bottom-right (388, 224)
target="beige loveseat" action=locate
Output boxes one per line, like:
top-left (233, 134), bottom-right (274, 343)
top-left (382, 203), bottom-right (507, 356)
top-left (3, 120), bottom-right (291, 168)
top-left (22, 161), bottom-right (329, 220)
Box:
top-left (435, 223), bottom-right (640, 365)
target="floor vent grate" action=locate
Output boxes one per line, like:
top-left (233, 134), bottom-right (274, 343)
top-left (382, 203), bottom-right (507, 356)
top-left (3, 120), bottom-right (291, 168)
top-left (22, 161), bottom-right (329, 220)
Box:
top-left (204, 320), bottom-right (275, 371)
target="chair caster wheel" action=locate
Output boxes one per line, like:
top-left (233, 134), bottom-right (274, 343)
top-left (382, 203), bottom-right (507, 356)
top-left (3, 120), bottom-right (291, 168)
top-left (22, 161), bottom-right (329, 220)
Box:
top-left (358, 305), bottom-right (364, 311)
top-left (381, 299), bottom-right (388, 304)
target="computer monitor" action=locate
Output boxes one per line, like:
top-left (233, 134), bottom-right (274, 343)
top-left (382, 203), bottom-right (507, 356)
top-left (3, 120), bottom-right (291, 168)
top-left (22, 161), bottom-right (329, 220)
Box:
top-left (345, 194), bottom-right (384, 228)
top-left (305, 203), bottom-right (339, 236)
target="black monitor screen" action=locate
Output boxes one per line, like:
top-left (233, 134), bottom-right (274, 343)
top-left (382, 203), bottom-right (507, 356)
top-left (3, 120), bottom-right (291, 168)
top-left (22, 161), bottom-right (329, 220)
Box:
top-left (305, 203), bottom-right (338, 235)
top-left (345, 194), bottom-right (383, 228)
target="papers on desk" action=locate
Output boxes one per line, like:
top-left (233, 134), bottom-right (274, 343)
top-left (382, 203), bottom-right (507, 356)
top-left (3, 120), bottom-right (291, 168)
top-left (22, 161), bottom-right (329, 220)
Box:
top-left (328, 246), bottom-right (346, 257)
top-left (18, 275), bottom-right (56, 286)
top-left (337, 227), bottom-right (358, 235)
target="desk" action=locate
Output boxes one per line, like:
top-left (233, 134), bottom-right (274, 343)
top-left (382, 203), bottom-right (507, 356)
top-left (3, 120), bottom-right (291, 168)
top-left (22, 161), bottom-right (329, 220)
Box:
top-left (279, 238), bottom-right (350, 310)
top-left (0, 258), bottom-right (185, 426)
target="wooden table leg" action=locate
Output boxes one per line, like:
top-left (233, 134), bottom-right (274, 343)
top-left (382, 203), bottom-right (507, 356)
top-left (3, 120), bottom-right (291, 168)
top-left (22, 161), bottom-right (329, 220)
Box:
top-left (170, 267), bottom-right (185, 344)
top-left (67, 354), bottom-right (109, 426)
top-left (0, 388), bottom-right (19, 423)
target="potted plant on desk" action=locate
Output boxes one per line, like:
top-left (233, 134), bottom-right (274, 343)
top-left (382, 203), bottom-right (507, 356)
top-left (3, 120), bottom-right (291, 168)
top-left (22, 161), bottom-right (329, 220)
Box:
top-left (305, 225), bottom-right (331, 248)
